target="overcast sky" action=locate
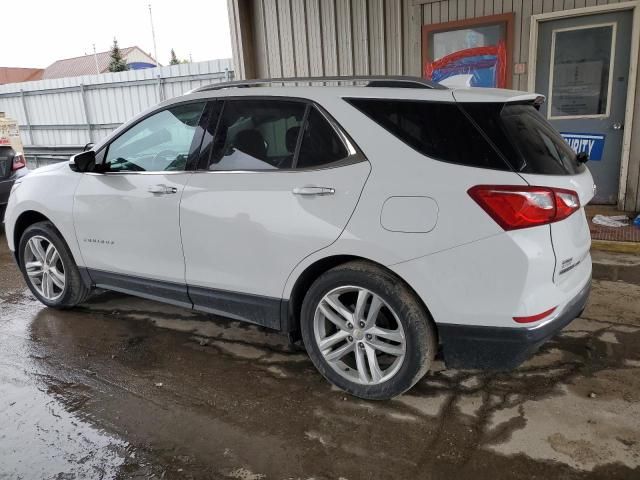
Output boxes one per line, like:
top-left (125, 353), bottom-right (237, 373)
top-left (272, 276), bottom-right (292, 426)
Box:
top-left (2, 0), bottom-right (232, 68)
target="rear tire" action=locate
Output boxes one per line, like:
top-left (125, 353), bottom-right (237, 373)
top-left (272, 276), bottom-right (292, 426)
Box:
top-left (18, 221), bottom-right (92, 308)
top-left (300, 261), bottom-right (437, 400)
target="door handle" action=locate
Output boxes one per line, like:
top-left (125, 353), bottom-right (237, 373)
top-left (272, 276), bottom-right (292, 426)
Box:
top-left (292, 186), bottom-right (335, 196)
top-left (148, 184), bottom-right (177, 195)
top-left (612, 122), bottom-right (624, 130)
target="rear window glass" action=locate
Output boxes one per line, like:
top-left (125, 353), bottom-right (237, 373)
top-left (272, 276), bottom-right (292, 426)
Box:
top-left (462, 103), bottom-right (584, 175)
top-left (345, 98), bottom-right (510, 171)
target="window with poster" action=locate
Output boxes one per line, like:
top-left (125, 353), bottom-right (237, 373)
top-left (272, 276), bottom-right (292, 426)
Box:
top-left (422, 13), bottom-right (515, 88)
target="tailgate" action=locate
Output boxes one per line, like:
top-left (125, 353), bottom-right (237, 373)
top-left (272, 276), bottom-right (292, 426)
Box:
top-left (520, 168), bottom-right (594, 287)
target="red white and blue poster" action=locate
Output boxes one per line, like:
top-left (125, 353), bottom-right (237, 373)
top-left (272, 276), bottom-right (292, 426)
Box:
top-left (424, 40), bottom-right (507, 88)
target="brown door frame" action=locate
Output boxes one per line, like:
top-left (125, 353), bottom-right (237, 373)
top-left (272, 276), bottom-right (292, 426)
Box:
top-left (421, 13), bottom-right (515, 88)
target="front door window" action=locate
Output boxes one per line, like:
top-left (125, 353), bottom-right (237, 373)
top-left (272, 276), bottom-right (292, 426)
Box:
top-left (104, 102), bottom-right (205, 172)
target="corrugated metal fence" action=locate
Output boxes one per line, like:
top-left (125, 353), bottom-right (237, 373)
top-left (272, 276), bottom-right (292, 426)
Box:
top-left (0, 59), bottom-right (234, 157)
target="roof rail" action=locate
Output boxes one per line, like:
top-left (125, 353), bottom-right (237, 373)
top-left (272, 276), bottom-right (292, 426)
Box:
top-left (190, 75), bottom-right (447, 93)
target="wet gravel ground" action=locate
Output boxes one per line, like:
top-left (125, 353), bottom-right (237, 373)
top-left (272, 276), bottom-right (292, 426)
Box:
top-left (1, 231), bottom-right (639, 479)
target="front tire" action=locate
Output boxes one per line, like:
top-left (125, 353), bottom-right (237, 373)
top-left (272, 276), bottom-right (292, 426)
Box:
top-left (18, 221), bottom-right (91, 308)
top-left (300, 261), bottom-right (437, 400)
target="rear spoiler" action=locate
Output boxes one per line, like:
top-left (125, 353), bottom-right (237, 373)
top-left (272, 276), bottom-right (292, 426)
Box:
top-left (508, 94), bottom-right (546, 110)
top-left (452, 89), bottom-right (546, 107)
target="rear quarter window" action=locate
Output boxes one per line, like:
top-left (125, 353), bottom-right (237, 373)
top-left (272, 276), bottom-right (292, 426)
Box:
top-left (344, 98), bottom-right (511, 171)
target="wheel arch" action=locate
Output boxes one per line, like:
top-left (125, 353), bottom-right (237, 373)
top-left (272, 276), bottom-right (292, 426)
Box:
top-left (283, 254), bottom-right (436, 337)
top-left (12, 210), bottom-right (52, 262)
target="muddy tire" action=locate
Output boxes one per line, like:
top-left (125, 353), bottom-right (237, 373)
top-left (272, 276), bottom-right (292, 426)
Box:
top-left (18, 221), bottom-right (91, 308)
top-left (300, 261), bottom-right (437, 400)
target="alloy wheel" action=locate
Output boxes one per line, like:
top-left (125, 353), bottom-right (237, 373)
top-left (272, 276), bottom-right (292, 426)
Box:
top-left (23, 235), bottom-right (66, 301)
top-left (313, 286), bottom-right (406, 385)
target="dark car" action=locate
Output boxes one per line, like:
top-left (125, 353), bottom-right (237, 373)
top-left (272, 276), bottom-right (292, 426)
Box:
top-left (0, 147), bottom-right (28, 222)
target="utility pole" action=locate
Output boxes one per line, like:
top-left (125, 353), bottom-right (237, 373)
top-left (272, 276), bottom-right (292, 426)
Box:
top-left (93, 44), bottom-right (100, 74)
top-left (148, 3), bottom-right (158, 64)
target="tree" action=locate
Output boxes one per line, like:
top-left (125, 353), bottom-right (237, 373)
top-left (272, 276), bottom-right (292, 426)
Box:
top-left (169, 48), bottom-right (180, 65)
top-left (108, 38), bottom-right (128, 72)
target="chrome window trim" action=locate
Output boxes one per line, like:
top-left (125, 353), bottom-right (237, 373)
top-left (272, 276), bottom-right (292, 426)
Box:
top-left (192, 153), bottom-right (367, 175)
top-left (85, 170), bottom-right (193, 176)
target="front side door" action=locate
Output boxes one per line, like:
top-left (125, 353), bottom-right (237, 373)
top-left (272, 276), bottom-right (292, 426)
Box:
top-left (74, 102), bottom-right (206, 305)
top-left (535, 11), bottom-right (632, 204)
top-left (180, 98), bottom-right (370, 328)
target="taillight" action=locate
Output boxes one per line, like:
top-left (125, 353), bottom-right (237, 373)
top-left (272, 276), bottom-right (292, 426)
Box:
top-left (554, 189), bottom-right (580, 221)
top-left (12, 152), bottom-right (26, 171)
top-left (468, 185), bottom-right (580, 230)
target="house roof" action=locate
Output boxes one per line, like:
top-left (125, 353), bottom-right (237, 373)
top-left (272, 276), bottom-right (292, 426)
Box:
top-left (43, 46), bottom-right (155, 79)
top-left (0, 67), bottom-right (44, 85)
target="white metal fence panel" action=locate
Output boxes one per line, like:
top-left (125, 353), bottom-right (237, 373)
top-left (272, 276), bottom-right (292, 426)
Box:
top-left (0, 58), bottom-right (233, 148)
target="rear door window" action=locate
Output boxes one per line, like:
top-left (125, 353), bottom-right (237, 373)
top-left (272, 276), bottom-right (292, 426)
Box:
top-left (345, 98), bottom-right (510, 171)
top-left (209, 99), bottom-right (306, 170)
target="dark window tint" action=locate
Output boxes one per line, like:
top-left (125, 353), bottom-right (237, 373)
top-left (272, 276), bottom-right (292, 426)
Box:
top-left (209, 99), bottom-right (306, 170)
top-left (105, 102), bottom-right (205, 172)
top-left (346, 98), bottom-right (509, 170)
top-left (0, 147), bottom-right (14, 179)
top-left (296, 107), bottom-right (349, 168)
top-left (462, 103), bottom-right (583, 175)
top-left (501, 104), bottom-right (582, 175)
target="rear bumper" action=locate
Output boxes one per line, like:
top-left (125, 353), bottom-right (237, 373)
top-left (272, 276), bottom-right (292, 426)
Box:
top-left (438, 278), bottom-right (591, 369)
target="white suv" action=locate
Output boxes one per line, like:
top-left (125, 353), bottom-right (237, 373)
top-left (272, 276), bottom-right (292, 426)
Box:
top-left (4, 77), bottom-right (593, 400)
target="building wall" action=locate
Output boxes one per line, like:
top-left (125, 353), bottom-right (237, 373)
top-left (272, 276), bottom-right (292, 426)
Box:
top-left (229, 0), bottom-right (640, 211)
top-left (230, 0), bottom-right (625, 88)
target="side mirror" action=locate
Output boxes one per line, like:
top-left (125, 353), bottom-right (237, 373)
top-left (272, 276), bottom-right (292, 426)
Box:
top-left (577, 151), bottom-right (589, 164)
top-left (83, 142), bottom-right (95, 152)
top-left (69, 150), bottom-right (96, 173)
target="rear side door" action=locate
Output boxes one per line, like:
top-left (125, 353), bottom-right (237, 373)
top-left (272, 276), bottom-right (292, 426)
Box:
top-left (180, 98), bottom-right (370, 328)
